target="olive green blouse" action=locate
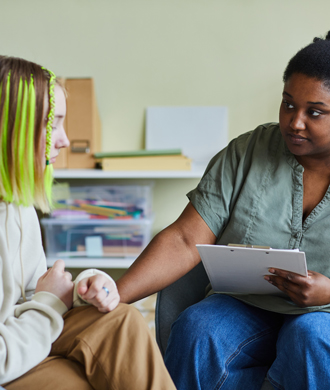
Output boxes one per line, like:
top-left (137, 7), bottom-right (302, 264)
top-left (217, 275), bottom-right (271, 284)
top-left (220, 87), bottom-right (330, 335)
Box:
top-left (187, 122), bottom-right (330, 314)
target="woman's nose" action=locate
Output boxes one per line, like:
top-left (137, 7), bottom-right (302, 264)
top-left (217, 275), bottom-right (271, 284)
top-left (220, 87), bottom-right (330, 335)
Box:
top-left (290, 111), bottom-right (306, 131)
top-left (57, 128), bottom-right (70, 149)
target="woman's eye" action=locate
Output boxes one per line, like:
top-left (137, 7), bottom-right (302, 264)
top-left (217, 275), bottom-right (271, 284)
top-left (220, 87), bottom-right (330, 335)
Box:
top-left (309, 110), bottom-right (321, 117)
top-left (283, 100), bottom-right (294, 109)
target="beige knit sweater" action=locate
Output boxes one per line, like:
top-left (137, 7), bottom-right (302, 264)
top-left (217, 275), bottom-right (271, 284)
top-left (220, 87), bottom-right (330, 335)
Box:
top-left (0, 202), bottom-right (113, 384)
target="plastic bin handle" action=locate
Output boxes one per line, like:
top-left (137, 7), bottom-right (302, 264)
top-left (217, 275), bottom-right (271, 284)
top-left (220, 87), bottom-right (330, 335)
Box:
top-left (71, 140), bottom-right (90, 154)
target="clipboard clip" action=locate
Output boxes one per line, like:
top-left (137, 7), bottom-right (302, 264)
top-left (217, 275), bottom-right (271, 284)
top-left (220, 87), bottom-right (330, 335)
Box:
top-left (228, 243), bottom-right (271, 249)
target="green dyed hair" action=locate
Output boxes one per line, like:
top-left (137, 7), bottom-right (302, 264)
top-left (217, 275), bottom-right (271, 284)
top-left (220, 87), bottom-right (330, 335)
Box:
top-left (0, 56), bottom-right (57, 212)
top-left (42, 67), bottom-right (56, 209)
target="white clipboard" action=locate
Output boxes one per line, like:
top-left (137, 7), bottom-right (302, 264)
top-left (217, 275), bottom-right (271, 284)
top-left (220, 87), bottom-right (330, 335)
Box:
top-left (196, 244), bottom-right (308, 295)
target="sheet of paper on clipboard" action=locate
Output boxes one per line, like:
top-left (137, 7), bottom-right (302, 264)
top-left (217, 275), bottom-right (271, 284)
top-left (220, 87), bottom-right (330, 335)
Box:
top-left (196, 244), bottom-right (308, 295)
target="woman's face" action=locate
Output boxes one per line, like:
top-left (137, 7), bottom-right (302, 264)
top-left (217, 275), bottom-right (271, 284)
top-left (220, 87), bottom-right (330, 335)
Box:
top-left (279, 73), bottom-right (330, 164)
top-left (41, 84), bottom-right (70, 167)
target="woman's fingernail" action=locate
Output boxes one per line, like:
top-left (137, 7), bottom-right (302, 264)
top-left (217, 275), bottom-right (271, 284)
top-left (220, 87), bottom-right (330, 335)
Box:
top-left (268, 268), bottom-right (275, 273)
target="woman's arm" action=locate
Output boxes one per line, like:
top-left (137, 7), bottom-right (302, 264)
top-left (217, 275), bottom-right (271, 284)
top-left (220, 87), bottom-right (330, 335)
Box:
top-left (116, 202), bottom-right (217, 304)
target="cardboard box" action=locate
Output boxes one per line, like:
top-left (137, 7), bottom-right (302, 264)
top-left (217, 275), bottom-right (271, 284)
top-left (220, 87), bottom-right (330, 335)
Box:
top-left (53, 78), bottom-right (101, 169)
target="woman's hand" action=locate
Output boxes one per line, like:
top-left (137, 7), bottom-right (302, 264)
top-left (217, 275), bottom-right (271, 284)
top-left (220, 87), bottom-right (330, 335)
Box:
top-left (35, 259), bottom-right (74, 309)
top-left (264, 268), bottom-right (330, 307)
top-left (76, 274), bottom-right (120, 312)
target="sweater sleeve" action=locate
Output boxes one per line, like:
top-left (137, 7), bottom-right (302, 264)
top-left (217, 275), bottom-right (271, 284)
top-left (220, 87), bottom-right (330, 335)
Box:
top-left (0, 289), bottom-right (67, 385)
top-left (0, 203), bottom-right (70, 384)
top-left (73, 269), bottom-right (116, 307)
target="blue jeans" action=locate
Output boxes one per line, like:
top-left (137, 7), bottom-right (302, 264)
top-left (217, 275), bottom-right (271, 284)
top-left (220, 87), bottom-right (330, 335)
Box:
top-left (164, 294), bottom-right (330, 390)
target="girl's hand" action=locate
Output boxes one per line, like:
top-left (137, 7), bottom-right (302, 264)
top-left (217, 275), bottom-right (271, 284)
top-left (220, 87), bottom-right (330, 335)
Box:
top-left (35, 259), bottom-right (74, 309)
top-left (264, 268), bottom-right (330, 307)
top-left (76, 274), bottom-right (120, 312)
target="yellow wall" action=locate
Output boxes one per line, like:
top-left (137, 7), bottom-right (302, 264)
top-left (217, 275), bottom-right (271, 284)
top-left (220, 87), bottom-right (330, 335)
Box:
top-left (2, 0), bottom-right (330, 232)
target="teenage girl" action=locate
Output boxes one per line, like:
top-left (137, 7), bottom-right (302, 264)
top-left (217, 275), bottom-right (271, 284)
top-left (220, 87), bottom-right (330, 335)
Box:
top-left (0, 56), bottom-right (175, 390)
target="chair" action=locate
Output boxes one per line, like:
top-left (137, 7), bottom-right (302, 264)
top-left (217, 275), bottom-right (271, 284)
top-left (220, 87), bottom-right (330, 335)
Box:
top-left (155, 262), bottom-right (273, 390)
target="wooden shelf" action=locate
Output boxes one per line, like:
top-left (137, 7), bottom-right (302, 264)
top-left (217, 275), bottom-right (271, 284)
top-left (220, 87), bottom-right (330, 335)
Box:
top-left (53, 166), bottom-right (205, 179)
top-left (46, 257), bottom-right (135, 269)
top-left (48, 166), bottom-right (204, 269)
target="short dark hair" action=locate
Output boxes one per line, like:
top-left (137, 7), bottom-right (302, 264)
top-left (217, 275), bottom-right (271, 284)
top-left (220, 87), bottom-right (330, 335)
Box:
top-left (283, 31), bottom-right (330, 88)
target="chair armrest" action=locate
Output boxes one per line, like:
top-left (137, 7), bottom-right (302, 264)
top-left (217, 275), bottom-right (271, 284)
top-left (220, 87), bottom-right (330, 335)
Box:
top-left (155, 262), bottom-right (210, 355)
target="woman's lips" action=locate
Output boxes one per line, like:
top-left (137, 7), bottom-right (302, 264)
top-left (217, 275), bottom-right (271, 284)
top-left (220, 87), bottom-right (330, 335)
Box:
top-left (287, 133), bottom-right (308, 145)
top-left (49, 154), bottom-right (59, 164)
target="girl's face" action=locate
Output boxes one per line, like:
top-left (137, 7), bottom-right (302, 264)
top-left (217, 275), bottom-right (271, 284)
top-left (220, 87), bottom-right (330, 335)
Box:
top-left (279, 73), bottom-right (330, 165)
top-left (41, 84), bottom-right (70, 167)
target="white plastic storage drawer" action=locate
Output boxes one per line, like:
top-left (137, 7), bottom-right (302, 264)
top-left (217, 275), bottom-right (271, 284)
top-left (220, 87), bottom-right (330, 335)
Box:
top-left (51, 184), bottom-right (153, 220)
top-left (41, 218), bottom-right (153, 259)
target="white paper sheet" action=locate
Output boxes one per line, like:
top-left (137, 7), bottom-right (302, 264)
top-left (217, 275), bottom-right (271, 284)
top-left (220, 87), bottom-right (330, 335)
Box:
top-left (196, 245), bottom-right (307, 295)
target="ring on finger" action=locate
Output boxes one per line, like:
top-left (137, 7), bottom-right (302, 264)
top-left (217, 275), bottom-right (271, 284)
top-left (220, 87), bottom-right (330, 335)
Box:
top-left (102, 286), bottom-right (110, 297)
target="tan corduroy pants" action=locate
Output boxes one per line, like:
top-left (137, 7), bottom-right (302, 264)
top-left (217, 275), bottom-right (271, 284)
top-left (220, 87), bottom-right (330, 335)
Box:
top-left (4, 304), bottom-right (176, 390)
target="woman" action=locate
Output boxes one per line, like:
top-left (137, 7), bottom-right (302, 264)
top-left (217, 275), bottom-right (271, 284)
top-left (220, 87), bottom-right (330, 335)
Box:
top-left (0, 56), bottom-right (176, 390)
top-left (117, 32), bottom-right (330, 389)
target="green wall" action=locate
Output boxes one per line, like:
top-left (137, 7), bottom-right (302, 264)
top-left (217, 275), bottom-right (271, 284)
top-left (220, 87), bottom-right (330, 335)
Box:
top-left (2, 0), bottom-right (330, 233)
